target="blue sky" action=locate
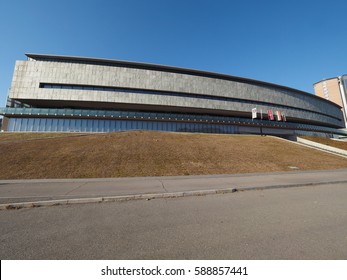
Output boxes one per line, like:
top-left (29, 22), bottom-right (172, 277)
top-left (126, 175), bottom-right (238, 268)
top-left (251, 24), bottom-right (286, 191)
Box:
top-left (0, 0), bottom-right (346, 106)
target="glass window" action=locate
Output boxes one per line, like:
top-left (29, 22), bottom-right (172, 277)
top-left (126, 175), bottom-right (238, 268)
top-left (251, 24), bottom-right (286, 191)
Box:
top-left (102, 120), bottom-right (107, 132)
top-left (15, 119), bottom-right (21, 131)
top-left (111, 120), bottom-right (116, 131)
top-left (27, 118), bottom-right (34, 131)
top-left (167, 122), bottom-right (173, 131)
top-left (85, 119), bottom-right (92, 132)
top-left (20, 118), bottom-right (28, 131)
top-left (128, 120), bottom-right (133, 130)
top-left (109, 120), bottom-right (114, 131)
top-left (118, 120), bottom-right (124, 131)
top-left (136, 120), bottom-right (142, 130)
top-left (39, 118), bottom-right (45, 131)
top-left (104, 120), bottom-right (109, 132)
top-left (31, 118), bottom-right (37, 132)
top-left (158, 121), bottom-right (164, 131)
top-left (144, 121), bottom-right (149, 130)
top-left (75, 119), bottom-right (81, 132)
top-left (51, 119), bottom-right (58, 132)
top-left (127, 120), bottom-right (133, 130)
top-left (146, 121), bottom-right (152, 130)
top-left (113, 120), bottom-right (119, 131)
top-left (80, 119), bottom-right (86, 132)
top-left (92, 120), bottom-right (98, 132)
top-left (14, 118), bottom-right (21, 131)
top-left (63, 119), bottom-right (69, 132)
top-left (8, 119), bottom-right (15, 131)
top-left (57, 119), bottom-right (63, 132)
top-left (96, 120), bottom-right (101, 132)
top-left (49, 119), bottom-right (54, 132)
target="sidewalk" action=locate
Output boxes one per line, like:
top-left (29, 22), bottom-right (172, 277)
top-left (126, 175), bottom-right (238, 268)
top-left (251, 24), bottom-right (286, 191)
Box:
top-left (1, 168), bottom-right (347, 209)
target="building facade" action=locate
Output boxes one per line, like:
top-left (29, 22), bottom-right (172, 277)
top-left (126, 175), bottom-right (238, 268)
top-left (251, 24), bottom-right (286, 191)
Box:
top-left (314, 75), bottom-right (347, 128)
top-left (0, 54), bottom-right (346, 138)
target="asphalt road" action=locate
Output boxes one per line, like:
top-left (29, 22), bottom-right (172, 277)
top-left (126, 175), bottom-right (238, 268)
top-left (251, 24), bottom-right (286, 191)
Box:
top-left (1, 182), bottom-right (347, 259)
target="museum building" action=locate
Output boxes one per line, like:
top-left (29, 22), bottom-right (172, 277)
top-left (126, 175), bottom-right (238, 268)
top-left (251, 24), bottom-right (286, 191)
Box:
top-left (1, 53), bottom-right (346, 138)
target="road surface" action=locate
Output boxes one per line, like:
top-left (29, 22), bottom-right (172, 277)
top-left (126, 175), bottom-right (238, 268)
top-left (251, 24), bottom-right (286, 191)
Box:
top-left (1, 182), bottom-right (347, 259)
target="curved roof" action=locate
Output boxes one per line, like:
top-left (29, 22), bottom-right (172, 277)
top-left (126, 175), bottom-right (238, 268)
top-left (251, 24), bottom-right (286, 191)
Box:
top-left (25, 53), bottom-right (341, 109)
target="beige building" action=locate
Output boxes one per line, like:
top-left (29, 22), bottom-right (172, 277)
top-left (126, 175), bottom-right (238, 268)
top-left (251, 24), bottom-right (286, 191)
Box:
top-left (314, 75), bottom-right (347, 128)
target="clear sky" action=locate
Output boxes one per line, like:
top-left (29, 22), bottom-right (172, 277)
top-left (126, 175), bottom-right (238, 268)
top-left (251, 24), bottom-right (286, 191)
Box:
top-left (0, 0), bottom-right (346, 106)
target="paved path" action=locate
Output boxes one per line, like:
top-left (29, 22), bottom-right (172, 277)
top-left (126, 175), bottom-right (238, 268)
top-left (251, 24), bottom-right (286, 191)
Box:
top-left (1, 169), bottom-right (347, 205)
top-left (0, 169), bottom-right (347, 204)
top-left (296, 137), bottom-right (347, 158)
top-left (1, 182), bottom-right (347, 259)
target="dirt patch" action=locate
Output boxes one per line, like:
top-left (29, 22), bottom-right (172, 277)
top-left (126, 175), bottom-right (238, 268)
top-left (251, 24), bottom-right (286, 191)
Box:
top-left (0, 131), bottom-right (347, 179)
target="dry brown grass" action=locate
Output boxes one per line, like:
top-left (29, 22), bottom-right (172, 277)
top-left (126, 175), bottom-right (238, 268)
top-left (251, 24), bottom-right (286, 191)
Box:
top-left (0, 132), bottom-right (85, 142)
top-left (0, 131), bottom-right (347, 179)
top-left (301, 136), bottom-right (347, 151)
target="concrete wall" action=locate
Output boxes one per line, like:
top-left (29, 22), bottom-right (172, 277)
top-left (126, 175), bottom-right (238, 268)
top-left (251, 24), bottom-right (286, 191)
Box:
top-left (314, 77), bottom-right (346, 127)
top-left (9, 58), bottom-right (345, 128)
top-left (314, 78), bottom-right (342, 106)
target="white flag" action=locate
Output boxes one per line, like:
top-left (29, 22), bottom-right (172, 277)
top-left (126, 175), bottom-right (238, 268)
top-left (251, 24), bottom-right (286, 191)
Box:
top-left (252, 108), bottom-right (257, 119)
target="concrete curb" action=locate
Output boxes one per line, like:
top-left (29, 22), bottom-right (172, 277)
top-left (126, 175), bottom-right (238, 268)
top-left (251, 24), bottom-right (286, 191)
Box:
top-left (0, 188), bottom-right (238, 210)
top-left (1, 179), bottom-right (347, 211)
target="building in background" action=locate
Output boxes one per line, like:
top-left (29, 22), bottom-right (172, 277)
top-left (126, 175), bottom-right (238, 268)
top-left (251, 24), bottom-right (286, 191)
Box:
top-left (314, 75), bottom-right (347, 128)
top-left (0, 54), bottom-right (346, 138)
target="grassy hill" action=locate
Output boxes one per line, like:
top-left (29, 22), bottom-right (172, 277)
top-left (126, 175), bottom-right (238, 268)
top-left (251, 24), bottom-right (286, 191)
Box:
top-left (0, 131), bottom-right (347, 179)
